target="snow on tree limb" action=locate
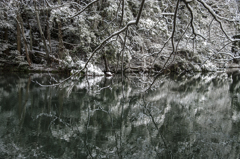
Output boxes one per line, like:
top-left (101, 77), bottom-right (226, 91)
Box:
top-left (70, 0), bottom-right (99, 18)
top-left (197, 0), bottom-right (232, 41)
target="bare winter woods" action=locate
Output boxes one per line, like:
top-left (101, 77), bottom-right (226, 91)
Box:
top-left (0, 0), bottom-right (240, 75)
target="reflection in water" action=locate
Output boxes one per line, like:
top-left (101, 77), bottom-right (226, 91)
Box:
top-left (0, 72), bottom-right (240, 158)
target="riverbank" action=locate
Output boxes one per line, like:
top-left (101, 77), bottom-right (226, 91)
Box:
top-left (1, 51), bottom-right (240, 75)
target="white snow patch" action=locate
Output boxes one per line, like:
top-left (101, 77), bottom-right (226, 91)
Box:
top-left (70, 59), bottom-right (104, 76)
top-left (232, 110), bottom-right (240, 122)
top-left (64, 55), bottom-right (74, 68)
top-left (201, 62), bottom-right (217, 71)
top-left (87, 63), bottom-right (104, 76)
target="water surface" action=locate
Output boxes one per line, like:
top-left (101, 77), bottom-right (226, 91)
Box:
top-left (0, 72), bottom-right (240, 158)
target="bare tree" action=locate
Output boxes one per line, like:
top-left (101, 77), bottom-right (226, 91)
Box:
top-left (0, 0), bottom-right (239, 81)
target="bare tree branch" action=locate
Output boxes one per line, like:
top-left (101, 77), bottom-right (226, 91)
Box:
top-left (71, 0), bottom-right (99, 18)
top-left (136, 0), bottom-right (145, 25)
top-left (184, 1), bottom-right (206, 39)
top-left (197, 0), bottom-right (232, 41)
top-left (120, 0), bottom-right (124, 26)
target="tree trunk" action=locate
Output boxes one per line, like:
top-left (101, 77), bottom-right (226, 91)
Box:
top-left (58, 19), bottom-right (64, 59)
top-left (27, 14), bottom-right (33, 61)
top-left (3, 11), bottom-right (9, 54)
top-left (46, 10), bottom-right (52, 54)
top-left (16, 13), bottom-right (31, 66)
top-left (35, 2), bottom-right (51, 64)
top-left (17, 13), bottom-right (21, 54)
top-left (103, 54), bottom-right (109, 72)
top-left (120, 0), bottom-right (124, 26)
top-left (4, 28), bottom-right (9, 55)
top-left (58, 0), bottom-right (64, 59)
top-left (29, 25), bottom-right (33, 56)
top-left (58, 20), bottom-right (64, 60)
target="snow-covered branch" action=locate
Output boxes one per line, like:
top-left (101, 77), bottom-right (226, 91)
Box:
top-left (197, 0), bottom-right (232, 41)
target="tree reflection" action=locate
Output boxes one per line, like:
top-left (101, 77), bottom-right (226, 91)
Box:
top-left (0, 72), bottom-right (240, 158)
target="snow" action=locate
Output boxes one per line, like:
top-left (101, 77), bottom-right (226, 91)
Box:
top-left (70, 59), bottom-right (104, 76)
top-left (87, 63), bottom-right (105, 76)
top-left (65, 55), bottom-right (74, 68)
top-left (201, 62), bottom-right (217, 72)
top-left (232, 110), bottom-right (240, 122)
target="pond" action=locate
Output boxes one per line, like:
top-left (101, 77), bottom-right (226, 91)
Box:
top-left (0, 72), bottom-right (240, 159)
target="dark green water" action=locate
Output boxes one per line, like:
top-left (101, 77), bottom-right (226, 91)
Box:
top-left (0, 72), bottom-right (240, 159)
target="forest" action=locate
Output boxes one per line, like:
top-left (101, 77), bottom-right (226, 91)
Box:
top-left (1, 0), bottom-right (240, 76)
top-left (1, 1), bottom-right (240, 158)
